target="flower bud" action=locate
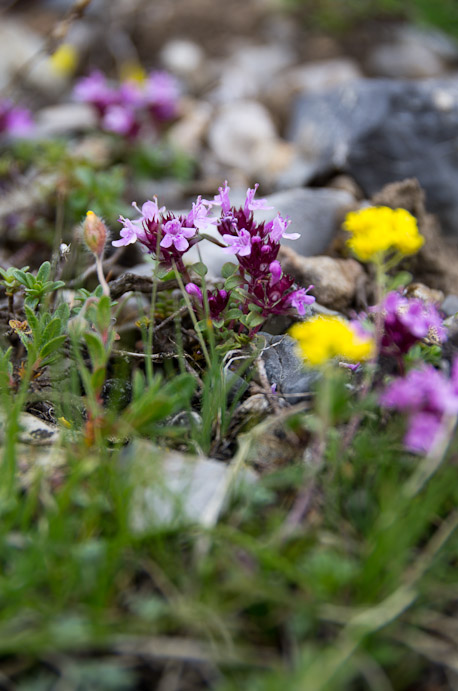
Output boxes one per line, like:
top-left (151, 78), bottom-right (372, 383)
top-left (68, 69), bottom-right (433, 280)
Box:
top-left (83, 211), bottom-right (107, 258)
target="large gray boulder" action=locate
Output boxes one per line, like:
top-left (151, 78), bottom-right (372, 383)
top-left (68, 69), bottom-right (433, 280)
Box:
top-left (289, 78), bottom-right (458, 235)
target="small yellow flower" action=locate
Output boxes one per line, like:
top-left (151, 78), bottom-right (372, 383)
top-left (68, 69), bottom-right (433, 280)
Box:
top-left (49, 43), bottom-right (78, 77)
top-left (289, 316), bottom-right (374, 367)
top-left (119, 62), bottom-right (147, 84)
top-left (344, 206), bottom-right (423, 262)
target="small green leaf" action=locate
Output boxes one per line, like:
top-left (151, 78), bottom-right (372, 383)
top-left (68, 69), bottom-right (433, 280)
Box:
top-left (225, 308), bottom-right (243, 320)
top-left (39, 335), bottom-right (66, 360)
top-left (36, 261), bottom-right (51, 283)
top-left (83, 332), bottom-right (106, 367)
top-left (190, 262), bottom-right (208, 278)
top-left (91, 366), bottom-right (106, 394)
top-left (221, 262), bottom-right (238, 278)
top-left (224, 275), bottom-right (245, 291)
top-left (97, 296), bottom-right (112, 332)
top-left (246, 313), bottom-right (265, 328)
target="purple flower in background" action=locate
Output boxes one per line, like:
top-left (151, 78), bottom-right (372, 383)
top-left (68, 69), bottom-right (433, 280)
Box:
top-left (74, 68), bottom-right (179, 138)
top-left (380, 360), bottom-right (458, 454)
top-left (376, 291), bottom-right (447, 357)
top-left (145, 71), bottom-right (180, 121)
top-left (74, 70), bottom-right (116, 113)
top-left (0, 100), bottom-right (34, 137)
top-left (102, 105), bottom-right (138, 137)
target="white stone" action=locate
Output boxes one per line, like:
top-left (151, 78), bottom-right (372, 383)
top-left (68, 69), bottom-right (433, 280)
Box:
top-left (128, 442), bottom-right (257, 531)
top-left (160, 39), bottom-right (205, 79)
top-left (208, 101), bottom-right (278, 173)
top-left (35, 103), bottom-right (97, 137)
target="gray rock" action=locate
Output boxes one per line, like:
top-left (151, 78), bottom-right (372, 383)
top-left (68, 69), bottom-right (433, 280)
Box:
top-left (208, 100), bottom-right (279, 174)
top-left (259, 333), bottom-right (319, 403)
top-left (35, 103), bottom-right (97, 137)
top-left (211, 43), bottom-right (293, 103)
top-left (126, 441), bottom-right (257, 531)
top-left (289, 78), bottom-right (458, 235)
top-left (0, 411), bottom-right (59, 446)
top-left (442, 294), bottom-right (458, 317)
top-left (367, 42), bottom-right (444, 79)
top-left (253, 187), bottom-right (355, 256)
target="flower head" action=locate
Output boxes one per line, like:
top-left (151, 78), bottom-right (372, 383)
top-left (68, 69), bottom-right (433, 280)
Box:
top-left (82, 210), bottom-right (108, 257)
top-left (160, 218), bottom-right (196, 252)
top-left (290, 315), bottom-right (375, 367)
top-left (344, 206), bottom-right (423, 262)
top-left (380, 361), bottom-right (458, 453)
top-left (376, 291), bottom-right (447, 356)
top-left (0, 100), bottom-right (34, 137)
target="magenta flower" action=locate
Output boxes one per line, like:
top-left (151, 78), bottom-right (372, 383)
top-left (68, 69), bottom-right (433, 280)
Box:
top-left (0, 100), bottom-right (34, 137)
top-left (270, 215), bottom-right (300, 242)
top-left (375, 291), bottom-right (447, 357)
top-left (145, 71), bottom-right (180, 121)
top-left (112, 217), bottom-right (142, 247)
top-left (380, 360), bottom-right (458, 454)
top-left (244, 184), bottom-right (274, 214)
top-left (211, 181), bottom-right (232, 215)
top-left (160, 219), bottom-right (196, 252)
top-left (74, 70), bottom-right (116, 112)
top-left (186, 284), bottom-right (230, 320)
top-left (102, 105), bottom-right (138, 137)
top-left (285, 286), bottom-right (316, 316)
top-left (186, 196), bottom-right (216, 232)
top-left (222, 229), bottom-right (252, 256)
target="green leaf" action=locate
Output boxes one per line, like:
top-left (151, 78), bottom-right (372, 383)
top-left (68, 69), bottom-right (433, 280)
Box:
top-left (91, 366), bottom-right (106, 394)
top-left (224, 275), bottom-right (245, 291)
top-left (36, 261), bottom-right (51, 283)
top-left (24, 305), bottom-right (39, 333)
top-left (225, 308), bottom-right (243, 320)
top-left (12, 269), bottom-right (34, 288)
top-left (97, 296), bottom-right (112, 332)
top-left (39, 335), bottom-right (66, 361)
top-left (387, 271), bottom-right (413, 291)
top-left (221, 262), bottom-right (238, 279)
top-left (190, 262), bottom-right (208, 278)
top-left (42, 317), bottom-right (62, 344)
top-left (248, 303), bottom-right (263, 313)
top-left (83, 332), bottom-right (106, 367)
top-left (246, 312), bottom-right (265, 328)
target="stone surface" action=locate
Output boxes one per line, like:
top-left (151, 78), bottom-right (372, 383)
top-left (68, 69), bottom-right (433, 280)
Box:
top-left (35, 103), bottom-right (97, 137)
top-left (367, 42), bottom-right (444, 79)
top-left (289, 78), bottom-right (458, 235)
top-left (208, 100), bottom-right (279, 175)
top-left (0, 411), bottom-right (59, 446)
top-left (258, 332), bottom-right (320, 403)
top-left (211, 43), bottom-right (293, 103)
top-left (442, 294), bottom-right (458, 317)
top-left (253, 187), bottom-right (355, 257)
top-left (126, 441), bottom-right (257, 531)
top-left (278, 248), bottom-right (365, 311)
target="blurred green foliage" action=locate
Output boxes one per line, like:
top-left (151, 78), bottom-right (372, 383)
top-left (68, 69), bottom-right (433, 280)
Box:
top-left (285, 0), bottom-right (458, 36)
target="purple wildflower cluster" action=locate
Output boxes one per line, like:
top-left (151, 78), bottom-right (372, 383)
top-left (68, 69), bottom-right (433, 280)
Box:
top-left (381, 360), bottom-right (458, 454)
top-left (113, 196), bottom-right (215, 272)
top-left (373, 291), bottom-right (446, 360)
top-left (0, 100), bottom-right (33, 138)
top-left (74, 70), bottom-right (179, 137)
top-left (212, 182), bottom-right (315, 318)
top-left (113, 182), bottom-right (315, 330)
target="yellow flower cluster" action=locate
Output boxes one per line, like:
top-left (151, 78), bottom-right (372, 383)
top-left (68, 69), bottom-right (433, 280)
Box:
top-left (343, 206), bottom-right (424, 262)
top-left (289, 316), bottom-right (374, 367)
